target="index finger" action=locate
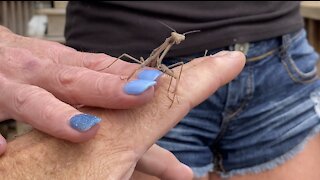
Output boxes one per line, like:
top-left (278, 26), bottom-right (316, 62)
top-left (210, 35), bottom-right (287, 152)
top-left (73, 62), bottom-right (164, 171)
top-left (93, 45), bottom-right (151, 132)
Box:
top-left (56, 49), bottom-right (139, 76)
top-left (32, 63), bottom-right (157, 109)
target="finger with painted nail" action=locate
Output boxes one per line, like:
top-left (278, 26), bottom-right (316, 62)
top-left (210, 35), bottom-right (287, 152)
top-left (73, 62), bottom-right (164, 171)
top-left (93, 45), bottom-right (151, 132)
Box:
top-left (22, 61), bottom-right (157, 109)
top-left (0, 46), bottom-right (162, 110)
top-left (0, 79), bottom-right (101, 143)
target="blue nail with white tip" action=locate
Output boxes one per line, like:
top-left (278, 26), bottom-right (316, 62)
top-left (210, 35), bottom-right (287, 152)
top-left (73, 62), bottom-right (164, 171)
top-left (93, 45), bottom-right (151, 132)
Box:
top-left (124, 79), bottom-right (156, 95)
top-left (70, 114), bottom-right (101, 132)
top-left (137, 69), bottom-right (163, 81)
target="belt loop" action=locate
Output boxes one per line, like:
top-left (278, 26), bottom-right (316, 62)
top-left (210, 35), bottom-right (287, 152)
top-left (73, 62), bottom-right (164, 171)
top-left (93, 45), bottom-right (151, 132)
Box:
top-left (281, 34), bottom-right (291, 51)
top-left (280, 33), bottom-right (291, 61)
top-left (234, 43), bottom-right (250, 56)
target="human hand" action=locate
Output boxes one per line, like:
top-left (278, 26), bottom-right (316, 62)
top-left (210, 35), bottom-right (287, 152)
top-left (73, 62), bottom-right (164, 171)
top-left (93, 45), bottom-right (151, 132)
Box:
top-left (0, 26), bottom-right (160, 154)
top-left (0, 51), bottom-right (245, 179)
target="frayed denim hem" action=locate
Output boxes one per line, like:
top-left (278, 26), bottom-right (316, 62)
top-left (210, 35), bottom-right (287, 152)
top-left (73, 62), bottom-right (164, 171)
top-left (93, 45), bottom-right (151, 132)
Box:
top-left (191, 163), bottom-right (214, 178)
top-left (217, 124), bottom-right (320, 179)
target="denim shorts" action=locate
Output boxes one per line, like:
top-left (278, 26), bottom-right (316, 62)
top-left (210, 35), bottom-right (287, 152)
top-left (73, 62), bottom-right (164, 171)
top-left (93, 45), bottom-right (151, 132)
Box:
top-left (157, 29), bottom-right (320, 178)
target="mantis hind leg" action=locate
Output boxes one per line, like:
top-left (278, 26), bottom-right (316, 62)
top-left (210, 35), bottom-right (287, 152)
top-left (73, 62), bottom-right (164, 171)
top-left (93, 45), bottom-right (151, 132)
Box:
top-left (167, 61), bottom-right (184, 69)
top-left (163, 62), bottom-right (184, 108)
top-left (167, 61), bottom-right (184, 93)
top-left (170, 62), bottom-right (183, 107)
top-left (98, 53), bottom-right (143, 72)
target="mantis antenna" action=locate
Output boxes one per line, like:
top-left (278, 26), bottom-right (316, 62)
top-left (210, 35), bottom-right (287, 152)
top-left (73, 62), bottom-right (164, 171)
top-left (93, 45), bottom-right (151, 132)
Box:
top-left (183, 30), bottom-right (201, 35)
top-left (158, 20), bottom-right (201, 36)
top-left (158, 20), bottom-right (177, 32)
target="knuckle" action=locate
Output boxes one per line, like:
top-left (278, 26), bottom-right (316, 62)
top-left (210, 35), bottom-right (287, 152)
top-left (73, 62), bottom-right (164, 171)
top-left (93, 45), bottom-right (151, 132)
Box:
top-left (38, 99), bottom-right (59, 124)
top-left (86, 53), bottom-right (111, 69)
top-left (20, 58), bottom-right (42, 74)
top-left (95, 76), bottom-right (108, 96)
top-left (13, 86), bottom-right (48, 114)
top-left (56, 68), bottom-right (94, 103)
top-left (57, 68), bottom-right (85, 87)
top-left (1, 47), bottom-right (42, 73)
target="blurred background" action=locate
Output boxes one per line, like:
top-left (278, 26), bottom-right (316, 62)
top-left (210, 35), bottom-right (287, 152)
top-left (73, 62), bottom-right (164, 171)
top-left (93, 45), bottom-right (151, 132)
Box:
top-left (0, 1), bottom-right (67, 43)
top-left (0, 1), bottom-right (319, 51)
top-left (0, 1), bottom-right (319, 139)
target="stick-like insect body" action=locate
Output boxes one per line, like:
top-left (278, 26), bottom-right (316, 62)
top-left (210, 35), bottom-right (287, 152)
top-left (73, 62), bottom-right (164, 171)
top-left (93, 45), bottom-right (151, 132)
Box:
top-left (101, 25), bottom-right (200, 107)
top-left (105, 31), bottom-right (198, 77)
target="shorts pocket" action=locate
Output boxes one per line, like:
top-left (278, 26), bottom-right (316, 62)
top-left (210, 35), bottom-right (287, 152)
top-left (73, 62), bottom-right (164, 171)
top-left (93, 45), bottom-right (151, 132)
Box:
top-left (281, 30), bottom-right (319, 84)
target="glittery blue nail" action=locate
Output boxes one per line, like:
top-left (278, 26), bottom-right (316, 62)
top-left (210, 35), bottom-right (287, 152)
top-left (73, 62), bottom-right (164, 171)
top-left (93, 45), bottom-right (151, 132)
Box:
top-left (70, 114), bottom-right (101, 132)
top-left (137, 69), bottom-right (163, 81)
top-left (124, 79), bottom-right (156, 95)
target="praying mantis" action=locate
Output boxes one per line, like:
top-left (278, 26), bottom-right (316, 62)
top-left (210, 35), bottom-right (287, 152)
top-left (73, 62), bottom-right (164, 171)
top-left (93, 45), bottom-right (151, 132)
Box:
top-left (101, 23), bottom-right (200, 107)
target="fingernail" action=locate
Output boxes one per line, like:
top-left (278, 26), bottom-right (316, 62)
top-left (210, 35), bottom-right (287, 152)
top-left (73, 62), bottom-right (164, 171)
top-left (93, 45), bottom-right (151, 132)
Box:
top-left (124, 79), bottom-right (156, 95)
top-left (137, 69), bottom-right (163, 81)
top-left (70, 114), bottom-right (101, 132)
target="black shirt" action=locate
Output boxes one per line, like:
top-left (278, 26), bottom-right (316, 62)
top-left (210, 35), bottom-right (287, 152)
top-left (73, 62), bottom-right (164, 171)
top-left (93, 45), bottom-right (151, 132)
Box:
top-left (65, 1), bottom-right (304, 58)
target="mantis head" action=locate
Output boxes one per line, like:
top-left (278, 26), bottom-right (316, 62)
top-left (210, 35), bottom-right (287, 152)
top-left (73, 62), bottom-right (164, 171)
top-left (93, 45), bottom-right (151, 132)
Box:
top-left (171, 32), bottom-right (186, 44)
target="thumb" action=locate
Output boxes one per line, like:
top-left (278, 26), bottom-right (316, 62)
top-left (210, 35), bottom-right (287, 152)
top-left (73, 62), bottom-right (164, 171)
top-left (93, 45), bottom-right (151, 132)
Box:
top-left (176, 50), bottom-right (246, 108)
top-left (136, 144), bottom-right (193, 180)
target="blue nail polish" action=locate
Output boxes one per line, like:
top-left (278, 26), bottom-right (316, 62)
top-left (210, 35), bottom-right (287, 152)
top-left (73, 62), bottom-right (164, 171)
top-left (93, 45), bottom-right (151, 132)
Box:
top-left (137, 69), bottom-right (163, 81)
top-left (124, 79), bottom-right (156, 95)
top-left (70, 114), bottom-right (101, 132)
